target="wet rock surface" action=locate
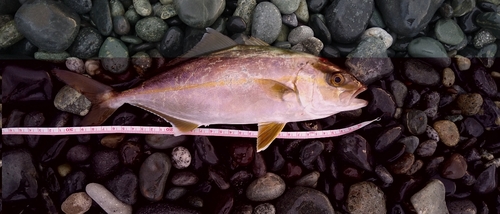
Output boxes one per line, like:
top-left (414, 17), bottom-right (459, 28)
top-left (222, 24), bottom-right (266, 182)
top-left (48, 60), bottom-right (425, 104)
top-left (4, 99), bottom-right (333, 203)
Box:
top-left (2, 1), bottom-right (500, 214)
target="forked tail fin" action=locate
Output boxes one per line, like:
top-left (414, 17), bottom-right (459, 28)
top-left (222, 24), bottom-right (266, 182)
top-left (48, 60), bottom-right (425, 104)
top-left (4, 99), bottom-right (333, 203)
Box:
top-left (52, 69), bottom-right (121, 126)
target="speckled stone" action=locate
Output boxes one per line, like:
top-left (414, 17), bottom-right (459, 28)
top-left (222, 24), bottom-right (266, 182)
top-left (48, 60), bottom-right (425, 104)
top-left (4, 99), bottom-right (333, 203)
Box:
top-left (0, 20), bottom-right (23, 48)
top-left (433, 120), bottom-right (460, 147)
top-left (442, 67), bottom-right (455, 87)
top-left (456, 93), bottom-right (483, 116)
top-left (411, 180), bottom-right (449, 214)
top-left (347, 181), bottom-right (386, 214)
top-left (171, 146), bottom-right (191, 169)
top-left (447, 199), bottom-right (477, 214)
top-left (133, 0), bottom-right (152, 16)
top-left (246, 173), bottom-right (286, 201)
top-left (135, 17), bottom-right (168, 42)
top-left (288, 26), bottom-right (314, 45)
top-left (251, 2), bottom-right (282, 44)
top-left (61, 192), bottom-right (92, 214)
top-left (474, 29), bottom-right (496, 49)
top-left (54, 85), bottom-right (91, 116)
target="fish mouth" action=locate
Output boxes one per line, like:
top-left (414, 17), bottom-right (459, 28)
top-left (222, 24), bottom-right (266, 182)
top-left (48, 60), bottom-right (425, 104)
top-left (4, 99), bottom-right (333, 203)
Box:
top-left (350, 86), bottom-right (368, 107)
top-left (353, 86), bottom-right (367, 97)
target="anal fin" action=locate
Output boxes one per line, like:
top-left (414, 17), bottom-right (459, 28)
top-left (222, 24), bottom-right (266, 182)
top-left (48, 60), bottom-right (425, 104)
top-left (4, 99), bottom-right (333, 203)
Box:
top-left (257, 122), bottom-right (286, 152)
top-left (133, 104), bottom-right (200, 135)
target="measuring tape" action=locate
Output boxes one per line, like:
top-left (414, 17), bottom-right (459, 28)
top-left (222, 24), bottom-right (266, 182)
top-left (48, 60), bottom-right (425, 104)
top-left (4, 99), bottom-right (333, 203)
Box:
top-left (1, 117), bottom-right (380, 139)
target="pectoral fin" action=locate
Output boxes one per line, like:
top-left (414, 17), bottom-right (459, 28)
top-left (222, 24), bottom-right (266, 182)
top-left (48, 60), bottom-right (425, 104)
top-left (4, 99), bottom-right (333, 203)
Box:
top-left (255, 79), bottom-right (296, 102)
top-left (133, 104), bottom-right (200, 135)
top-left (257, 122), bottom-right (286, 152)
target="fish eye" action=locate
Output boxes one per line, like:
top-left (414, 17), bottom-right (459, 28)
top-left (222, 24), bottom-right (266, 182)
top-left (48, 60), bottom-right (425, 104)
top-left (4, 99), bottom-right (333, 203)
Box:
top-left (329, 73), bottom-right (345, 86)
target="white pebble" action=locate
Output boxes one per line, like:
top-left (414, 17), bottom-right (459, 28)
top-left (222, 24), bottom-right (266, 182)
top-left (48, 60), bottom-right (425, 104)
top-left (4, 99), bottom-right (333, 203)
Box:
top-left (86, 183), bottom-right (132, 214)
top-left (361, 27), bottom-right (393, 49)
top-left (171, 146), bottom-right (191, 169)
top-left (66, 57), bottom-right (85, 74)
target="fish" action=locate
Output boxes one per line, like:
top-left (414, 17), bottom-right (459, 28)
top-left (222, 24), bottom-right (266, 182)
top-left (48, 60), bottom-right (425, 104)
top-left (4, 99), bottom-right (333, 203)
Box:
top-left (52, 28), bottom-right (368, 152)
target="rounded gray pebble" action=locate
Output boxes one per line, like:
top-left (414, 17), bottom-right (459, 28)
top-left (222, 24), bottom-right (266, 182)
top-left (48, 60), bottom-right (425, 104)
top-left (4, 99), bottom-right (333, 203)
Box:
top-left (288, 26), bottom-right (314, 45)
top-left (254, 203), bottom-right (276, 214)
top-left (375, 165), bottom-right (394, 184)
top-left (416, 140), bottom-right (438, 157)
top-left (447, 199), bottom-right (477, 214)
top-left (135, 17), bottom-right (168, 42)
top-left (390, 80), bottom-right (407, 108)
top-left (411, 179), bottom-right (448, 214)
top-left (133, 0), bottom-right (152, 16)
top-left (246, 172), bottom-right (285, 201)
top-left (294, 171), bottom-right (320, 188)
top-left (271, 0), bottom-right (300, 14)
top-left (252, 2), bottom-right (282, 44)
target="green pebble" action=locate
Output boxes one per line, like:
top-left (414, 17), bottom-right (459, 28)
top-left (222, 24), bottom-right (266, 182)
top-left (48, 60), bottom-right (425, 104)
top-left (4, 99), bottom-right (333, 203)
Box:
top-left (0, 20), bottom-right (24, 48)
top-left (120, 35), bottom-right (143, 44)
top-left (408, 37), bottom-right (448, 58)
top-left (110, 0), bottom-right (125, 16)
top-left (99, 37), bottom-right (129, 58)
top-left (435, 18), bottom-right (465, 45)
top-left (450, 0), bottom-right (475, 17)
top-left (476, 12), bottom-right (500, 38)
top-left (34, 51), bottom-right (70, 62)
top-left (125, 8), bottom-right (141, 26)
top-left (153, 3), bottom-right (176, 20)
top-left (133, 0), bottom-right (152, 16)
top-left (135, 17), bottom-right (168, 42)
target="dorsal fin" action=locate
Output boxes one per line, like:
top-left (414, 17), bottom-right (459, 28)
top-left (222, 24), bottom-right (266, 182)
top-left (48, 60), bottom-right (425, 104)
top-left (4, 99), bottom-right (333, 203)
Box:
top-left (244, 37), bottom-right (270, 46)
top-left (181, 28), bottom-right (238, 58)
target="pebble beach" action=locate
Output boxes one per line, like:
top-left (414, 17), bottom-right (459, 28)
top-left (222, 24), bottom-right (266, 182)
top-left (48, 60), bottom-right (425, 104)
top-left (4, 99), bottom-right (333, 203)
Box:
top-left (1, 0), bottom-right (500, 213)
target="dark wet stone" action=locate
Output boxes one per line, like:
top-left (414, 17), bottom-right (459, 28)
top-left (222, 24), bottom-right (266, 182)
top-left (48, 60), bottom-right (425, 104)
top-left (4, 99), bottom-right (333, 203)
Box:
top-left (346, 40), bottom-right (394, 84)
top-left (375, 165), bottom-right (394, 184)
top-left (174, 0), bottom-right (225, 28)
top-left (441, 153), bottom-right (467, 179)
top-left (299, 140), bottom-right (324, 169)
top-left (336, 133), bottom-right (372, 171)
top-left (99, 37), bottom-right (129, 74)
top-left (209, 166), bottom-right (231, 190)
top-left (2, 66), bottom-right (52, 102)
top-left (3, 149), bottom-right (38, 202)
top-left (461, 117), bottom-right (485, 137)
top-left (374, 125), bottom-right (403, 152)
top-left (253, 152), bottom-right (267, 177)
top-left (404, 89), bottom-right (421, 108)
top-left (90, 0), bottom-right (112, 36)
top-left (325, 0), bottom-right (373, 43)
top-left (276, 186), bottom-right (334, 214)
top-left (398, 136), bottom-right (419, 154)
top-left (307, 0), bottom-right (328, 13)
top-left (91, 149), bottom-right (120, 180)
top-left (309, 14), bottom-right (331, 45)
top-left (458, 7), bottom-right (481, 33)
top-left (226, 16), bottom-right (247, 34)
top-left (230, 141), bottom-right (254, 168)
top-left (183, 27), bottom-right (206, 55)
top-left (347, 181), bottom-right (386, 213)
top-left (14, 0), bottom-right (80, 52)
top-left (62, 0), bottom-right (91, 14)
top-left (392, 177), bottom-right (419, 202)
top-left (416, 140), bottom-right (438, 157)
top-left (473, 165), bottom-right (497, 194)
top-left (381, 143), bottom-right (406, 163)
top-left (139, 152), bottom-right (171, 201)
top-left (390, 80), bottom-right (407, 108)
top-left (402, 109), bottom-right (427, 135)
top-left (67, 27), bottom-right (103, 59)
top-left (41, 136), bottom-right (70, 163)
top-left (434, 176), bottom-right (456, 196)
top-left (389, 152), bottom-right (415, 174)
top-left (3, 109), bottom-right (26, 147)
top-left (407, 37), bottom-right (451, 67)
top-left (49, 111), bottom-right (71, 128)
top-left (473, 67), bottom-right (498, 97)
top-left (281, 161), bottom-right (303, 180)
top-left (22, 111), bottom-right (44, 147)
top-left (460, 171), bottom-right (476, 186)
top-left (475, 98), bottom-right (500, 129)
top-left (194, 136), bottom-right (219, 165)
top-left (171, 171), bottom-right (199, 186)
top-left (376, 0), bottom-right (444, 37)
top-left (112, 15), bottom-right (130, 36)
top-left (366, 86), bottom-right (396, 119)
top-left (165, 187), bottom-right (188, 201)
top-left (66, 144), bottom-right (91, 163)
top-left (435, 18), bottom-right (466, 45)
top-left (403, 59), bottom-right (441, 86)
top-left (105, 170), bottom-right (138, 205)
top-left (59, 170), bottom-right (87, 203)
top-left (9, 39), bottom-right (38, 56)
top-left (230, 170), bottom-right (254, 195)
top-left (476, 12), bottom-right (500, 39)
top-left (267, 145), bottom-right (285, 172)
top-left (112, 110), bottom-right (138, 126)
top-left (426, 156), bottom-right (445, 176)
top-left (0, 0), bottom-right (21, 14)
top-left (136, 202), bottom-right (201, 214)
top-left (145, 134), bottom-right (189, 150)
top-left (119, 141), bottom-right (143, 168)
top-left (321, 45), bottom-right (341, 58)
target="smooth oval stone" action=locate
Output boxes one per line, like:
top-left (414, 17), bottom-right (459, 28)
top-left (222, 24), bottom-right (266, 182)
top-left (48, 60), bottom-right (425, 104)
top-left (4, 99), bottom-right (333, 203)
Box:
top-left (375, 165), bottom-right (394, 184)
top-left (139, 152), bottom-right (171, 201)
top-left (90, 0), bottom-right (112, 36)
top-left (61, 192), bottom-right (92, 214)
top-left (174, 0), bottom-right (225, 28)
top-left (416, 140), bottom-right (438, 157)
top-left (67, 27), bottom-right (103, 59)
top-left (295, 0), bottom-right (309, 23)
top-left (133, 0), bottom-right (152, 16)
top-left (473, 67), bottom-right (498, 97)
top-left (376, 0), bottom-right (444, 37)
top-left (165, 187), bottom-right (188, 201)
top-left (390, 80), bottom-right (407, 108)
top-left (435, 18), bottom-right (465, 45)
top-left (374, 125), bottom-right (403, 152)
top-left (456, 93), bottom-right (483, 116)
top-left (66, 144), bottom-right (91, 163)
top-left (125, 7), bottom-right (140, 26)
top-left (458, 7), bottom-right (481, 33)
top-left (105, 170), bottom-right (138, 205)
top-left (447, 199), bottom-right (477, 214)
top-left (3, 149), bottom-right (38, 202)
top-left (325, 0), bottom-right (373, 44)
top-left (347, 181), bottom-right (386, 213)
top-left (309, 14), bottom-right (331, 45)
top-left (288, 26), bottom-right (314, 45)
top-left (411, 180), bottom-right (448, 214)
top-left (299, 140), bottom-right (324, 169)
top-left (336, 133), bottom-right (372, 171)
top-left (441, 153), bottom-right (467, 179)
top-left (398, 136), bottom-right (419, 154)
top-left (155, 25), bottom-right (183, 56)
top-left (433, 120), bottom-right (460, 147)
top-left (461, 117), bottom-right (485, 137)
top-left (272, 0), bottom-right (300, 14)
top-left (14, 0), bottom-right (80, 52)
top-left (99, 37), bottom-right (129, 74)
top-left (86, 183), bottom-right (132, 214)
top-left (473, 165), bottom-right (497, 194)
top-left (365, 86), bottom-right (396, 119)
top-left (389, 152), bottom-right (415, 174)
top-left (194, 136), bottom-right (219, 165)
top-left (135, 17), bottom-right (168, 42)
top-left (171, 171), bottom-right (199, 186)
top-left (62, 0), bottom-right (91, 14)
top-left (276, 186), bottom-right (334, 213)
top-left (110, 0), bottom-right (125, 16)
top-left (403, 59), bottom-right (441, 86)
top-left (254, 203), bottom-right (275, 214)
top-left (307, 0), bottom-right (327, 13)
top-left (246, 172), bottom-right (286, 201)
top-left (408, 37), bottom-right (450, 67)
top-left (251, 2), bottom-right (281, 44)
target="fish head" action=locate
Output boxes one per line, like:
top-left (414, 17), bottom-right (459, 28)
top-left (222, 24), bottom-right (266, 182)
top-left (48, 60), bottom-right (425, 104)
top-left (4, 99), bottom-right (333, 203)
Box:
top-left (298, 59), bottom-right (368, 118)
